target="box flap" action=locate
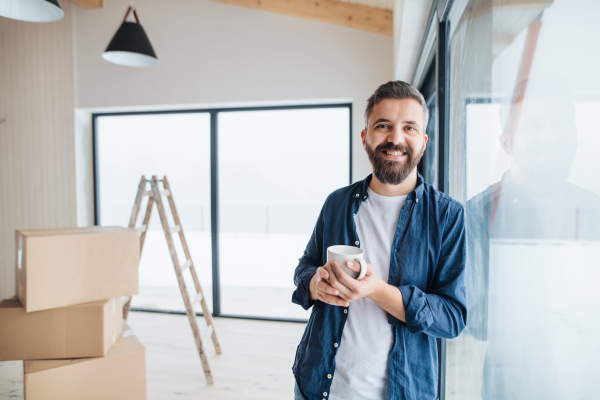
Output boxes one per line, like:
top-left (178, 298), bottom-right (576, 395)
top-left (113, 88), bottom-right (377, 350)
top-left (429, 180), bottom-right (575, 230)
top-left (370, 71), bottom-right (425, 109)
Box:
top-left (0, 298), bottom-right (23, 309)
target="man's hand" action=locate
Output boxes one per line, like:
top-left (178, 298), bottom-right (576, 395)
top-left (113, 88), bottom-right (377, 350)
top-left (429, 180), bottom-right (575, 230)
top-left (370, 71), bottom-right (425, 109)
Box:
top-left (309, 263), bottom-right (351, 307)
top-left (325, 261), bottom-right (384, 302)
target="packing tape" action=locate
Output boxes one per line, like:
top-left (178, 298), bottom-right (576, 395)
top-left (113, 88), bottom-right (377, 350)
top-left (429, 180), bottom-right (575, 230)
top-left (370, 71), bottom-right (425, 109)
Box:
top-left (123, 329), bottom-right (134, 338)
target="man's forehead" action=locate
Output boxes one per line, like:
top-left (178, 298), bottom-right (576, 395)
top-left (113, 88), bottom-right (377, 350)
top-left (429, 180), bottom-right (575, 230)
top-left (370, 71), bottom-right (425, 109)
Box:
top-left (369, 98), bottom-right (424, 121)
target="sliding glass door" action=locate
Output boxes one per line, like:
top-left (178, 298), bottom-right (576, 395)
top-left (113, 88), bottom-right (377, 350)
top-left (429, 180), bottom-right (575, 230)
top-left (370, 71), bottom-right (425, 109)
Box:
top-left (94, 105), bottom-right (351, 321)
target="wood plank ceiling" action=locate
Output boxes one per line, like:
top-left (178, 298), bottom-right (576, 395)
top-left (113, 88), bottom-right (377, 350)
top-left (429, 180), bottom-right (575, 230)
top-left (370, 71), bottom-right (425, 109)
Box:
top-left (69, 0), bottom-right (394, 36)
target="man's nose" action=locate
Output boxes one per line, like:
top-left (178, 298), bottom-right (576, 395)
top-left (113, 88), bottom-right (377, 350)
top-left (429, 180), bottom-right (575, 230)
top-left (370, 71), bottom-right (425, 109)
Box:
top-left (387, 126), bottom-right (406, 145)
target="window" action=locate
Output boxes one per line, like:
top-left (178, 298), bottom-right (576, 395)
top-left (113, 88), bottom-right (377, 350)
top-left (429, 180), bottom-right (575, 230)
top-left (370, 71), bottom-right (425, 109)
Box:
top-left (93, 104), bottom-right (351, 321)
top-left (442, 0), bottom-right (600, 399)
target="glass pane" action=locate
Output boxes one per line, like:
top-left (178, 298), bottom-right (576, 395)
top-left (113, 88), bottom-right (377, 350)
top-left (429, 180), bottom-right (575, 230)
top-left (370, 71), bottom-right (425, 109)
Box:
top-left (446, 1), bottom-right (600, 399)
top-left (218, 107), bottom-right (350, 319)
top-left (96, 113), bottom-right (212, 313)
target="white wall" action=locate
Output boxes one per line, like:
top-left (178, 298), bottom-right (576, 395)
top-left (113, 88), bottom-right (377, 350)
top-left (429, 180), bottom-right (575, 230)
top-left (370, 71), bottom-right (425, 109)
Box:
top-left (0, 3), bottom-right (77, 300)
top-left (72, 0), bottom-right (394, 224)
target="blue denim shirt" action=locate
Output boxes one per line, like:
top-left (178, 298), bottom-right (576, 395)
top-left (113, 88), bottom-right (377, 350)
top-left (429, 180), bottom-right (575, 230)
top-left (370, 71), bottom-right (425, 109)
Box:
top-left (292, 173), bottom-right (467, 400)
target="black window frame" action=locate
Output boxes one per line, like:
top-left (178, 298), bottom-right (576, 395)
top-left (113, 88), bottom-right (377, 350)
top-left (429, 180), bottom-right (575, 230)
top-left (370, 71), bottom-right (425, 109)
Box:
top-left (92, 102), bottom-right (353, 324)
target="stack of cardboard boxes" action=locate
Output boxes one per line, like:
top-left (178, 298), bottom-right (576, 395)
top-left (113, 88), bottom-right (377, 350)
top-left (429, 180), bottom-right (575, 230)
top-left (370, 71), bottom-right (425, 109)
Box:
top-left (0, 226), bottom-right (147, 400)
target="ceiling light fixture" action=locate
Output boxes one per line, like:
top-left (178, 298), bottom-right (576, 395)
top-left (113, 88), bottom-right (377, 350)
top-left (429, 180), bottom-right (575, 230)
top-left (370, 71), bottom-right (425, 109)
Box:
top-left (102, 1), bottom-right (158, 68)
top-left (0, 0), bottom-right (64, 23)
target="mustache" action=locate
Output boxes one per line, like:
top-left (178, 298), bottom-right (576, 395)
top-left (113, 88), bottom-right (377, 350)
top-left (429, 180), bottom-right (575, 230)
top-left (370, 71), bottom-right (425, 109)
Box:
top-left (375, 142), bottom-right (412, 155)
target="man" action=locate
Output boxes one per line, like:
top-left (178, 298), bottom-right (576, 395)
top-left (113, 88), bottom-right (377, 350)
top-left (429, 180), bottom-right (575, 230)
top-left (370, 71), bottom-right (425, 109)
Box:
top-left (466, 77), bottom-right (600, 399)
top-left (291, 81), bottom-right (467, 400)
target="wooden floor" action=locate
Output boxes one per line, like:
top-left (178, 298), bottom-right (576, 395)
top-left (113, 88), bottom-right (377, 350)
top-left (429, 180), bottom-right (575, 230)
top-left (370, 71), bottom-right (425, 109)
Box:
top-left (0, 311), bottom-right (307, 400)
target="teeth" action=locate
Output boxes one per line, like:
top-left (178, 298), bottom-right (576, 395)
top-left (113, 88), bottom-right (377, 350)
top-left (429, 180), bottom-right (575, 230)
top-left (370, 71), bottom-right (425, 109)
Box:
top-left (385, 150), bottom-right (404, 156)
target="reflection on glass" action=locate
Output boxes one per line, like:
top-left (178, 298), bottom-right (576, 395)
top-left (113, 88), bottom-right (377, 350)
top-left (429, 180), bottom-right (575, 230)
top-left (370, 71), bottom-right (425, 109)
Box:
top-left (96, 113), bottom-right (212, 313)
top-left (218, 108), bottom-right (350, 319)
top-left (446, 0), bottom-right (600, 399)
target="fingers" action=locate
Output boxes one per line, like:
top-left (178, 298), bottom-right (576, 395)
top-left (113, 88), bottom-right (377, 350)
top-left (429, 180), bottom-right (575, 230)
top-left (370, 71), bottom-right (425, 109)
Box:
top-left (316, 270), bottom-right (349, 307)
top-left (317, 288), bottom-right (349, 307)
top-left (345, 260), bottom-right (360, 272)
top-left (316, 266), bottom-right (330, 283)
top-left (327, 262), bottom-right (356, 300)
top-left (316, 278), bottom-right (338, 296)
top-left (330, 261), bottom-right (358, 292)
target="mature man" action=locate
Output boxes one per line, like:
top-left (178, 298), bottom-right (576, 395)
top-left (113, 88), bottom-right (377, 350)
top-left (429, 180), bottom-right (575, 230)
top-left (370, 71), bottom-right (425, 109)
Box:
top-left (291, 80), bottom-right (467, 400)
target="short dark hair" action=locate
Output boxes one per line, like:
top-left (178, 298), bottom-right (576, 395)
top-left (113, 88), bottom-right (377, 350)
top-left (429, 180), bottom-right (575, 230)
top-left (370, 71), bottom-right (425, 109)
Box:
top-left (364, 80), bottom-right (429, 131)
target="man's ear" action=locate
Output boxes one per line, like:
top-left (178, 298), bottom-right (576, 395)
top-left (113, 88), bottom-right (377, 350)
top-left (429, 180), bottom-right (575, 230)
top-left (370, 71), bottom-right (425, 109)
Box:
top-left (361, 129), bottom-right (367, 149)
top-left (422, 133), bottom-right (429, 152)
top-left (499, 132), bottom-right (513, 155)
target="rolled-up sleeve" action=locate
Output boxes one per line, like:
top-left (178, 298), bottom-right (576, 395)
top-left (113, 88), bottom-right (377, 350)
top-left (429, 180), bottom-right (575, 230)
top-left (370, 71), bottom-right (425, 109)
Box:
top-left (391, 204), bottom-right (467, 339)
top-left (292, 197), bottom-right (329, 310)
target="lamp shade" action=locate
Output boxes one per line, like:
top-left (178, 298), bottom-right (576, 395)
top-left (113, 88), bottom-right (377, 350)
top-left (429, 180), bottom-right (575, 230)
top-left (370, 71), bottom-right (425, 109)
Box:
top-left (102, 7), bottom-right (158, 68)
top-left (0, 0), bottom-right (64, 23)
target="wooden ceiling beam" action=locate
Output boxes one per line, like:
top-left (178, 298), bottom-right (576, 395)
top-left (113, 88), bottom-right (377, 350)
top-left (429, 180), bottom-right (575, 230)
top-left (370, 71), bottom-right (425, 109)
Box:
top-left (209, 0), bottom-right (393, 36)
top-left (69, 0), bottom-right (104, 10)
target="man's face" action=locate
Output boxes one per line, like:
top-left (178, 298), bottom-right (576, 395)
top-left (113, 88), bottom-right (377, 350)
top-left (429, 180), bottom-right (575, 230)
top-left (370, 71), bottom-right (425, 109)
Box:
top-left (501, 94), bottom-right (577, 183)
top-left (362, 98), bottom-right (428, 185)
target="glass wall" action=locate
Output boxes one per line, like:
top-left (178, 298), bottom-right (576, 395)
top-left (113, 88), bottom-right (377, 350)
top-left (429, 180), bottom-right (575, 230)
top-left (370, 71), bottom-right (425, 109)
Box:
top-left (96, 113), bottom-right (213, 312)
top-left (218, 108), bottom-right (350, 319)
top-left (445, 0), bottom-right (600, 399)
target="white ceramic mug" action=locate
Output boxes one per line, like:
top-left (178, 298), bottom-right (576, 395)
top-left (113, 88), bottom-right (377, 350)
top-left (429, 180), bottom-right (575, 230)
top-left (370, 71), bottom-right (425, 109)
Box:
top-left (327, 245), bottom-right (367, 280)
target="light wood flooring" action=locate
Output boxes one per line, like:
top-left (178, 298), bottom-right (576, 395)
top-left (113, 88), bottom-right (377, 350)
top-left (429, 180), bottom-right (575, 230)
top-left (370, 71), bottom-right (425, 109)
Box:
top-left (0, 311), bottom-right (307, 400)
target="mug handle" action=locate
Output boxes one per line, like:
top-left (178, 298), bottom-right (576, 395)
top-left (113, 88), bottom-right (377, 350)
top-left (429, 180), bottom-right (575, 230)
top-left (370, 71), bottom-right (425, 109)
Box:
top-left (354, 258), bottom-right (367, 280)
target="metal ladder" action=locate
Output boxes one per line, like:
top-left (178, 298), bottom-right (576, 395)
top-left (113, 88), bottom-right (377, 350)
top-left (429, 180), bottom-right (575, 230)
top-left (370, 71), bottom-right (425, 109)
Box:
top-left (123, 175), bottom-right (221, 384)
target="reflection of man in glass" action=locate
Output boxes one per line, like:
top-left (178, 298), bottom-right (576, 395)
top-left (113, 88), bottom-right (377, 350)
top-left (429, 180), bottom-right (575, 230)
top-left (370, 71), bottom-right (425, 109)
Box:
top-left (466, 77), bottom-right (600, 399)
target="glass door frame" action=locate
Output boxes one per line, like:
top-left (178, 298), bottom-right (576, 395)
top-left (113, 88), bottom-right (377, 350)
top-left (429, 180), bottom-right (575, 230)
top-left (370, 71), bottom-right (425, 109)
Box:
top-left (91, 103), bottom-right (353, 323)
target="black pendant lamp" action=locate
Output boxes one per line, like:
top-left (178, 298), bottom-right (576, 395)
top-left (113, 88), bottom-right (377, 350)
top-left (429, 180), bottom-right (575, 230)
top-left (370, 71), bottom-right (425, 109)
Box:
top-left (102, 4), bottom-right (158, 68)
top-left (0, 0), bottom-right (64, 23)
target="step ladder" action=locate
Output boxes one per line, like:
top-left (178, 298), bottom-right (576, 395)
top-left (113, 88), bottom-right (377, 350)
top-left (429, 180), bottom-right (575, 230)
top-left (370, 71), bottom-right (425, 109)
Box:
top-left (123, 175), bottom-right (222, 384)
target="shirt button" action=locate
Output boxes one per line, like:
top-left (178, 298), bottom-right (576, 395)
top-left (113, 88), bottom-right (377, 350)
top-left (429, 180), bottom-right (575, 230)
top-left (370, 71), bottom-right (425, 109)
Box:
top-left (327, 374), bottom-right (332, 379)
top-left (355, 241), bottom-right (359, 245)
top-left (344, 309), bottom-right (348, 314)
top-left (324, 392), bottom-right (328, 397)
top-left (416, 198), bottom-right (419, 203)
top-left (355, 193), bottom-right (360, 197)
top-left (363, 195), bottom-right (367, 199)
top-left (334, 343), bottom-right (338, 348)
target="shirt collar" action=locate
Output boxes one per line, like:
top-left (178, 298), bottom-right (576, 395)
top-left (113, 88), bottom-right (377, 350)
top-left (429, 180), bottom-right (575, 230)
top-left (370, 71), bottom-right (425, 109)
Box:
top-left (356, 172), bottom-right (425, 202)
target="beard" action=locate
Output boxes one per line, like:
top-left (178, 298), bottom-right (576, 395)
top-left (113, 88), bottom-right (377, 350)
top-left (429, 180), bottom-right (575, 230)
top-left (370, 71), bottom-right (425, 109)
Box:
top-left (365, 141), bottom-right (424, 185)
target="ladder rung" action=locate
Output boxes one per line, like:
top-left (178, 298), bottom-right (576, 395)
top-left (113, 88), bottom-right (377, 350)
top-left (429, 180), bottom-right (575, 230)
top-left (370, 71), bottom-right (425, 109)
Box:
top-left (181, 259), bottom-right (192, 271)
top-left (192, 292), bottom-right (203, 308)
top-left (143, 189), bottom-right (171, 197)
top-left (170, 225), bottom-right (181, 234)
top-left (135, 224), bottom-right (147, 232)
top-left (202, 324), bottom-right (214, 345)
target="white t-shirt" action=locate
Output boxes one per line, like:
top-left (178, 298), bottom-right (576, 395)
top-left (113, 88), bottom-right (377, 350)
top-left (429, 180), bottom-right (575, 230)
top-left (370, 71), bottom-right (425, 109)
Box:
top-left (330, 187), bottom-right (408, 400)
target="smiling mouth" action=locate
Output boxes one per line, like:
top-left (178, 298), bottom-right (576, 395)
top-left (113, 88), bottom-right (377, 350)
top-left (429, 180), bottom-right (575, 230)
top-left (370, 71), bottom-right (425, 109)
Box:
top-left (381, 149), bottom-right (407, 156)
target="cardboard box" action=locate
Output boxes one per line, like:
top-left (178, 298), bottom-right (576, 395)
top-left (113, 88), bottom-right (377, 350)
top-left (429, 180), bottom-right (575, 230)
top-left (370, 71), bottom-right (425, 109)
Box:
top-left (24, 322), bottom-right (146, 400)
top-left (0, 298), bottom-right (122, 361)
top-left (15, 226), bottom-right (140, 312)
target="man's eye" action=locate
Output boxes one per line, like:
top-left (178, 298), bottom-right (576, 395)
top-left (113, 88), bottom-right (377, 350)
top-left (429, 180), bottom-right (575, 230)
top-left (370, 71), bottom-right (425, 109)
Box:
top-left (376, 124), bottom-right (390, 129)
top-left (405, 126), bottom-right (416, 131)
